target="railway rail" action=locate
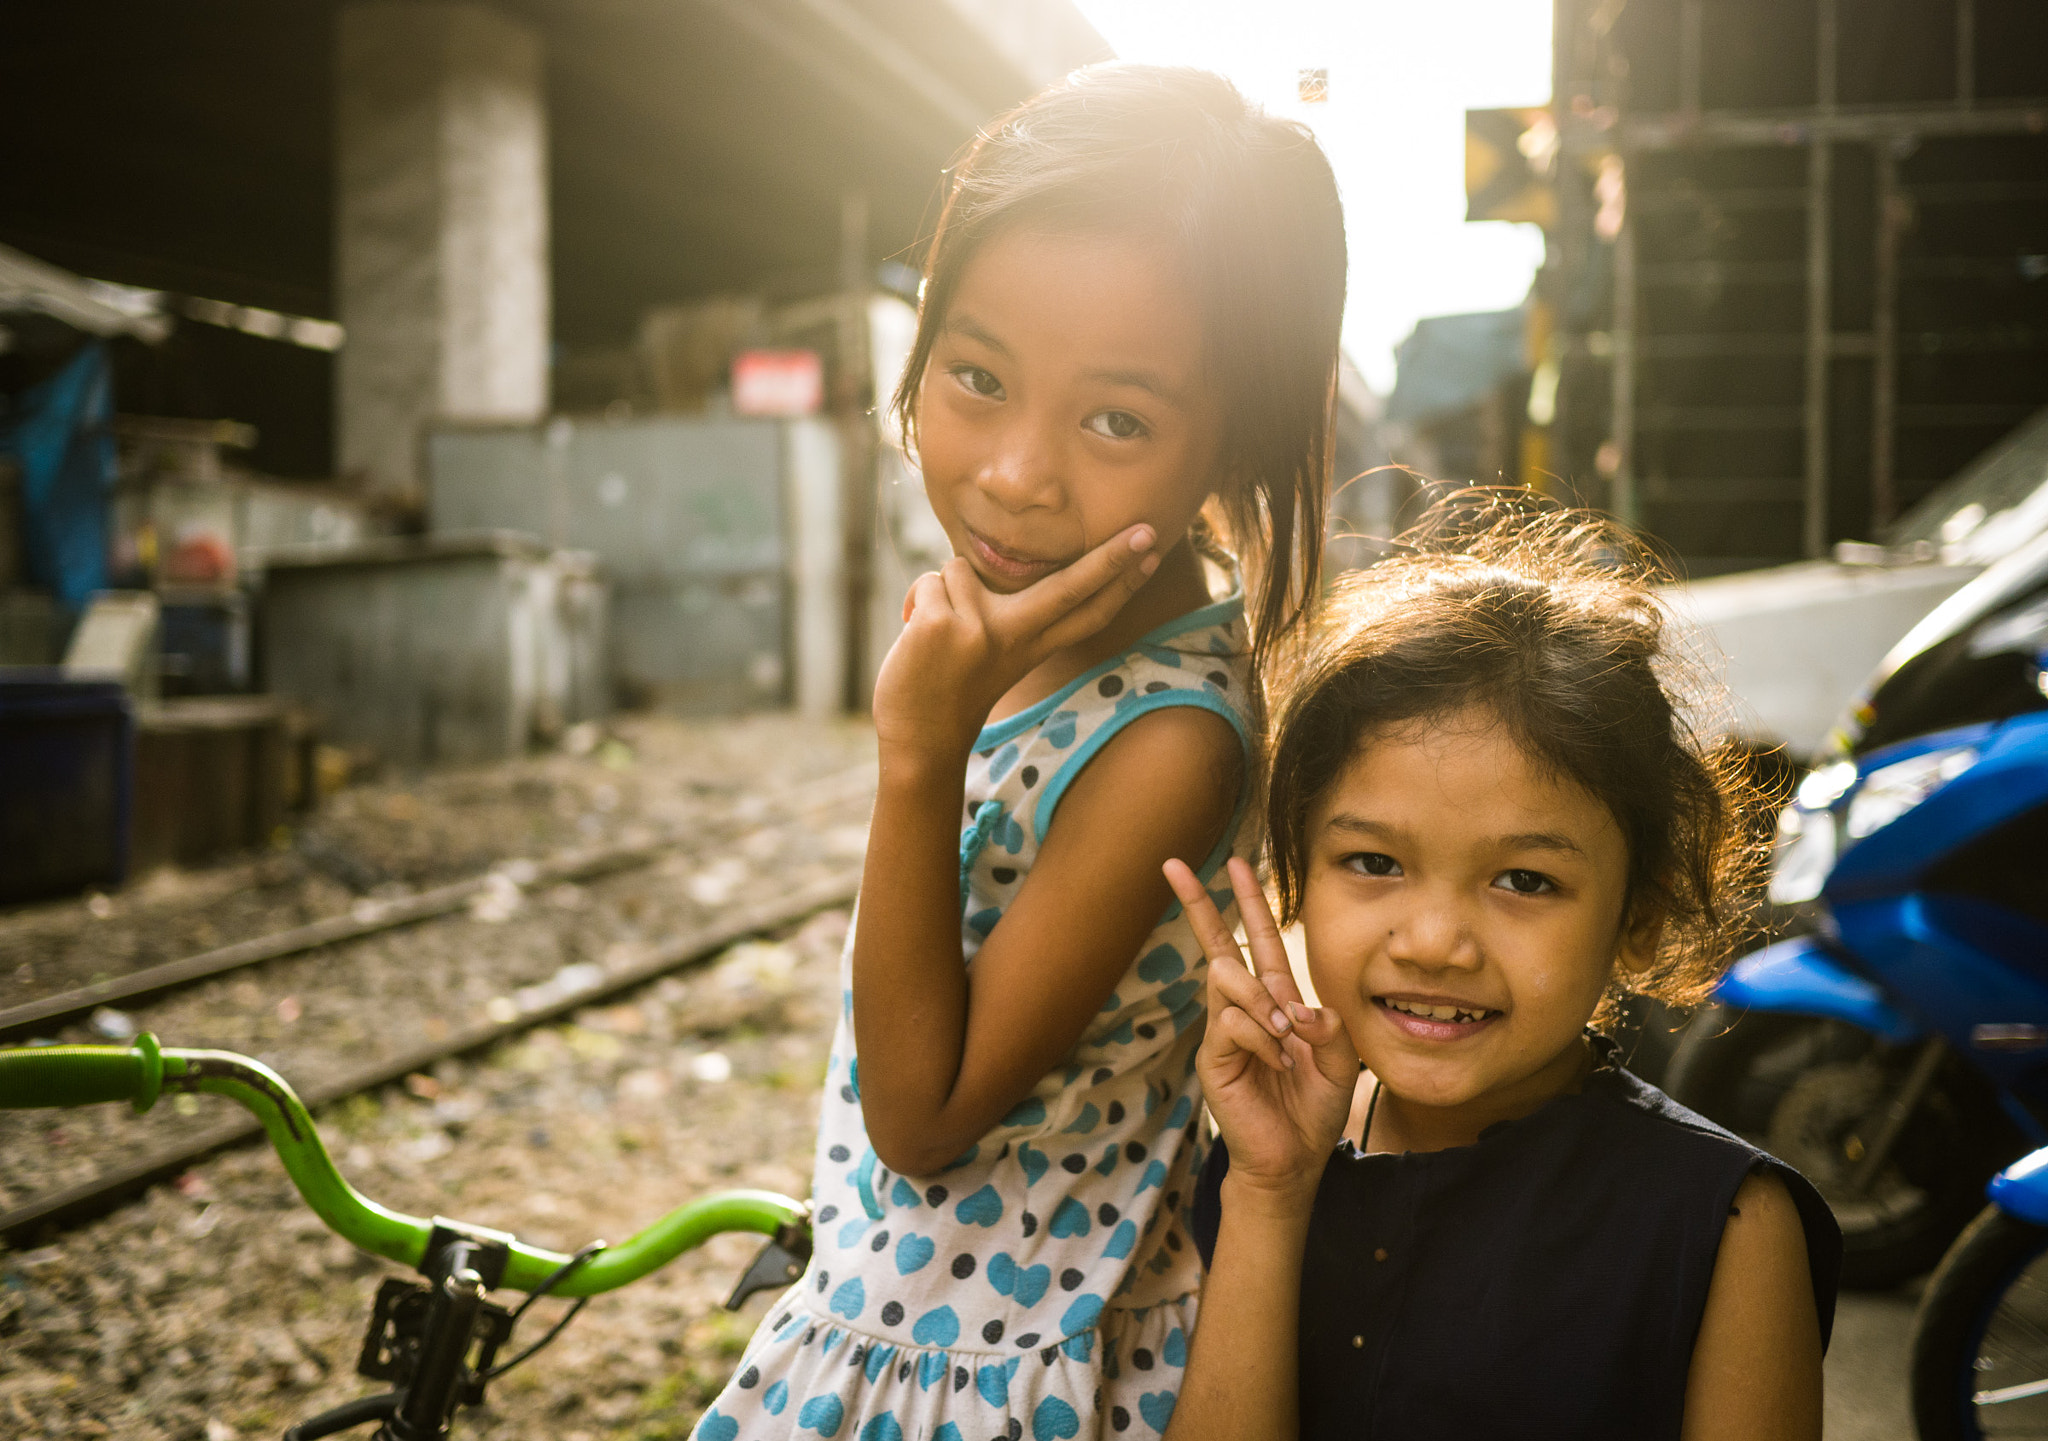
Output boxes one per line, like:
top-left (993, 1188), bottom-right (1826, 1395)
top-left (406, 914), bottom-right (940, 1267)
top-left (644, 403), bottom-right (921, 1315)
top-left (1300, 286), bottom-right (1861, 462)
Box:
top-left (0, 761), bottom-right (877, 1244)
top-left (0, 763), bottom-right (876, 1042)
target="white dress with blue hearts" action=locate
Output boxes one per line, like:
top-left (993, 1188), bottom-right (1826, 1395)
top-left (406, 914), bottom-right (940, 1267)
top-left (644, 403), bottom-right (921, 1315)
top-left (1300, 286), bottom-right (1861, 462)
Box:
top-left (694, 595), bottom-right (1252, 1441)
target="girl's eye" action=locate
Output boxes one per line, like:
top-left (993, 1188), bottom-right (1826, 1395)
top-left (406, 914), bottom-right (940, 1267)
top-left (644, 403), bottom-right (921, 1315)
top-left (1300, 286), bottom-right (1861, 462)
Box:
top-left (1084, 410), bottom-right (1148, 441)
top-left (1494, 868), bottom-right (1557, 896)
top-left (1342, 852), bottom-right (1402, 878)
top-left (951, 365), bottom-right (1004, 400)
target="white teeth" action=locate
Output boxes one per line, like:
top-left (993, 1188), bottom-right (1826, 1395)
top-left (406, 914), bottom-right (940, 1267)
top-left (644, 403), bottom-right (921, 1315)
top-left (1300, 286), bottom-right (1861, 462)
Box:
top-left (1387, 998), bottom-right (1488, 1022)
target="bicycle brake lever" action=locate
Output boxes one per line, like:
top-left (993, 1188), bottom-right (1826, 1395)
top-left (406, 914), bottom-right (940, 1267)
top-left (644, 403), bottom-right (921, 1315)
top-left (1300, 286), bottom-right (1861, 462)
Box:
top-left (282, 1390), bottom-right (400, 1440)
top-left (725, 1220), bottom-right (814, 1310)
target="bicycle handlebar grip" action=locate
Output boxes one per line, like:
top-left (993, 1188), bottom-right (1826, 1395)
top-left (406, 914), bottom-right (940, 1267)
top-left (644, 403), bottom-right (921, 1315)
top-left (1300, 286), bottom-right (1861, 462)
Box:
top-left (0, 1035), bottom-right (164, 1112)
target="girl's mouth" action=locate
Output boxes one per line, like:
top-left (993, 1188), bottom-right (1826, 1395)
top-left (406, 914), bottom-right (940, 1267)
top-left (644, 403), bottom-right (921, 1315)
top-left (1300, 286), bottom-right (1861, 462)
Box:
top-left (1375, 995), bottom-right (1501, 1040)
top-left (965, 525), bottom-right (1064, 584)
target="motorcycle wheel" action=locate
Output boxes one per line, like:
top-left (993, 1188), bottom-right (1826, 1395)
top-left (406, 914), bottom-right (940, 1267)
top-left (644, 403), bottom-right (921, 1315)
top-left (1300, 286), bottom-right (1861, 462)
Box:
top-left (1666, 1007), bottom-right (2012, 1290)
top-left (1910, 1206), bottom-right (2048, 1441)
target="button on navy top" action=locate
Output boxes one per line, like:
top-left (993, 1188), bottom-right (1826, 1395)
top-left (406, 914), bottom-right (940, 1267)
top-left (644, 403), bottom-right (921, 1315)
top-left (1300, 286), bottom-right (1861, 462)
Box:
top-left (1192, 1054), bottom-right (1840, 1441)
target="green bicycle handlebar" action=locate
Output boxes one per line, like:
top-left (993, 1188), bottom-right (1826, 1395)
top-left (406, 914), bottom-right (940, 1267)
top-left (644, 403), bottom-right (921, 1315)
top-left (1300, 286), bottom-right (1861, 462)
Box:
top-left (0, 1037), bottom-right (807, 1297)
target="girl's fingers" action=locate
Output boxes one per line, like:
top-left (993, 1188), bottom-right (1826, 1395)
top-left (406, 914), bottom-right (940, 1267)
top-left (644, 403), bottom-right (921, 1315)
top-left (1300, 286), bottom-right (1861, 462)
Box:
top-left (1212, 1003), bottom-right (1293, 1073)
top-left (1224, 857), bottom-right (1305, 1010)
top-left (1164, 859), bottom-right (1293, 1041)
top-left (1299, 1011), bottom-right (1364, 1089)
top-left (1207, 942), bottom-right (1294, 1040)
top-left (936, 556), bottom-right (983, 614)
top-left (996, 524), bottom-right (1156, 650)
top-left (904, 570), bottom-right (951, 623)
top-left (1163, 859), bottom-right (1249, 982)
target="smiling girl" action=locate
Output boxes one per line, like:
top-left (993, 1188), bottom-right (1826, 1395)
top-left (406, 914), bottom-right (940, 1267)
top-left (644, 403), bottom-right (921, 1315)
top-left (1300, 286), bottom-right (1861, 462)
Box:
top-left (1162, 498), bottom-right (1842, 1441)
top-left (692, 66), bottom-right (1346, 1441)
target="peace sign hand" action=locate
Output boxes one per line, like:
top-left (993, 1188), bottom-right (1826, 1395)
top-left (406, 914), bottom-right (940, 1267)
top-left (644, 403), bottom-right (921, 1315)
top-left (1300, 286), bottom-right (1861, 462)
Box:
top-left (1165, 856), bottom-right (1357, 1205)
top-left (873, 524), bottom-right (1159, 768)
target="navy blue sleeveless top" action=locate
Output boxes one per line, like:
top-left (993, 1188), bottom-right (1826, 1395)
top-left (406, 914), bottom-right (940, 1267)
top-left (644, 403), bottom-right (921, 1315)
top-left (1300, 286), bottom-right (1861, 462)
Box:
top-left (1192, 1052), bottom-right (1840, 1441)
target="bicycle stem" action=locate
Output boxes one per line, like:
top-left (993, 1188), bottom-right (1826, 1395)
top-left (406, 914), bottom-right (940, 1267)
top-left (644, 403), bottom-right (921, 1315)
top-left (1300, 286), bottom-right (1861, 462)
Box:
top-left (0, 1037), bottom-right (805, 1297)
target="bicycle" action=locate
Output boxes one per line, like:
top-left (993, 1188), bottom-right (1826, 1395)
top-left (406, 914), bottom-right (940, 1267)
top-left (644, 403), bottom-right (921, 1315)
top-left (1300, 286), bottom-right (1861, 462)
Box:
top-left (0, 1034), bottom-right (813, 1440)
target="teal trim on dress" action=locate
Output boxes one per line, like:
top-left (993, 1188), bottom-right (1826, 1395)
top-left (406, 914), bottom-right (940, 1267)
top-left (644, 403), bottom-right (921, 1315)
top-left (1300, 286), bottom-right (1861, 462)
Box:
top-left (971, 593), bottom-right (1245, 755)
top-left (1029, 688), bottom-right (1252, 917)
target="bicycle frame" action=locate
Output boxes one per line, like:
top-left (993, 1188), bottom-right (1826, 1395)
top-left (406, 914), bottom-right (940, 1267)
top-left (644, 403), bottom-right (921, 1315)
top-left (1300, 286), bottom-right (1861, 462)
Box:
top-left (0, 1035), bottom-right (813, 1440)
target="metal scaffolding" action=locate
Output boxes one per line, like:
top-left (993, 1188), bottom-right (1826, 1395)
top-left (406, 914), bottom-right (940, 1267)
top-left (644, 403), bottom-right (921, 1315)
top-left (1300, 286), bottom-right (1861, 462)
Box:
top-left (1552, 0), bottom-right (2048, 573)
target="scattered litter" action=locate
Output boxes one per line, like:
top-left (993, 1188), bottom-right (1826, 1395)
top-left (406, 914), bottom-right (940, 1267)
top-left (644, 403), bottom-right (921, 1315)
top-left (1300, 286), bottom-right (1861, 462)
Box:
top-left (589, 1004), bottom-right (648, 1036)
top-left (171, 1173), bottom-right (214, 1202)
top-left (403, 1073), bottom-right (441, 1101)
top-left (403, 1131), bottom-right (452, 1162)
top-left (687, 1052), bottom-right (733, 1084)
top-left (468, 871), bottom-right (525, 923)
top-left (205, 1418), bottom-right (236, 1441)
top-left (85, 893), bottom-right (114, 920)
top-left (89, 1006), bottom-right (136, 1040)
top-left (618, 1067), bottom-right (669, 1101)
top-left (545, 882), bottom-right (587, 910)
top-left (276, 996), bottom-right (303, 1024)
top-left (825, 823), bottom-right (870, 858)
top-left (512, 962), bottom-right (606, 1015)
top-left (564, 1027), bottom-right (624, 1063)
top-left (714, 941), bottom-right (797, 993)
top-left (687, 857), bottom-right (749, 907)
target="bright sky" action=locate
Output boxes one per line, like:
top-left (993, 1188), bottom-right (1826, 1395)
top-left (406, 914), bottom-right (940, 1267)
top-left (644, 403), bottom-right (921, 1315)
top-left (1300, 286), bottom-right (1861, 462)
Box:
top-left (1073, 0), bottom-right (1553, 393)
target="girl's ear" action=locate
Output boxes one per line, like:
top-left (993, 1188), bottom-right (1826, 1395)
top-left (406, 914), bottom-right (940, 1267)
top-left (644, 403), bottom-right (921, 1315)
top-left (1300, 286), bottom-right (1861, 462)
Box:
top-left (1616, 904), bottom-right (1665, 978)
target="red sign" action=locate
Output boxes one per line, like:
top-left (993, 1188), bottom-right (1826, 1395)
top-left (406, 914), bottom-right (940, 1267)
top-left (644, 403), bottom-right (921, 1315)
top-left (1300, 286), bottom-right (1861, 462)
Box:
top-left (732, 348), bottom-right (824, 417)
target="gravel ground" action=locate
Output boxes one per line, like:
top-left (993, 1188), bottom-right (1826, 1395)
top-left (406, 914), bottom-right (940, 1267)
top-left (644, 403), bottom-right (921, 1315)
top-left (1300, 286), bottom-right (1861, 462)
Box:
top-left (0, 908), bottom-right (850, 1441)
top-left (0, 715), bottom-right (876, 1219)
top-left (1, 713), bottom-right (876, 1012)
top-left (0, 713), bottom-right (876, 1440)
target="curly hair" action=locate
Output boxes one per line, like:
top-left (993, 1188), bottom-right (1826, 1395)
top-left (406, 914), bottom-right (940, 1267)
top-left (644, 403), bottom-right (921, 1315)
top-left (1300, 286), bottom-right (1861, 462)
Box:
top-left (1263, 490), bottom-right (1768, 1017)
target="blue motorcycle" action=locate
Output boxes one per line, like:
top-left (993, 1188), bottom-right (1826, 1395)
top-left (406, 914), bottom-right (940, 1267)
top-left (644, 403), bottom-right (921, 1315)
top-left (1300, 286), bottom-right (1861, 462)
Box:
top-left (1911, 1145), bottom-right (2048, 1440)
top-left (1666, 532), bottom-right (2048, 1292)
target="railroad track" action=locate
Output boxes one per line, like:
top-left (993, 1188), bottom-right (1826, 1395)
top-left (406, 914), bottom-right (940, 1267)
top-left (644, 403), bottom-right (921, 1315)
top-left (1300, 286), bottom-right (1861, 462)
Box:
top-left (0, 761), bottom-right (877, 1042)
top-left (0, 764), bottom-right (877, 1243)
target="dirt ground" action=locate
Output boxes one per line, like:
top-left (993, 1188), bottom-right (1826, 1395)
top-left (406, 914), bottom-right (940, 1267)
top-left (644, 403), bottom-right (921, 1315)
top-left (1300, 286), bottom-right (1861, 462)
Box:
top-left (1, 910), bottom-right (849, 1440)
top-left (0, 713), bottom-right (874, 1441)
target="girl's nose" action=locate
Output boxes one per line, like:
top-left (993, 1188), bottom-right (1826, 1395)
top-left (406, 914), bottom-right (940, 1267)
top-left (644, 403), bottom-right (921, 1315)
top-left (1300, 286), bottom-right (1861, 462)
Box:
top-left (975, 421), bottom-right (1064, 513)
top-left (1384, 898), bottom-right (1481, 972)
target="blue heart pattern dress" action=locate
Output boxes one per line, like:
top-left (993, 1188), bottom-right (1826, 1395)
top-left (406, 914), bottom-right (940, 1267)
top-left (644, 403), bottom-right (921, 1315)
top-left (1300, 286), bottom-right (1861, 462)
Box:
top-left (694, 595), bottom-right (1253, 1441)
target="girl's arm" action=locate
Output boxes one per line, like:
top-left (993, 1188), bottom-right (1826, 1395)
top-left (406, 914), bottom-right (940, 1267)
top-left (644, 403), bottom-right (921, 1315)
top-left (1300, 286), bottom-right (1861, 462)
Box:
top-left (1163, 859), bottom-right (1359, 1441)
top-left (1680, 1169), bottom-right (1824, 1441)
top-left (854, 524), bottom-right (1226, 1175)
top-left (856, 703), bottom-right (1241, 1173)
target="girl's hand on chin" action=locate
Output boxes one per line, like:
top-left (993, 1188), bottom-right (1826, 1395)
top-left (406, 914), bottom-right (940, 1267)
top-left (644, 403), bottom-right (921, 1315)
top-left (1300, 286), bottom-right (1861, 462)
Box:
top-left (1166, 856), bottom-right (1357, 1207)
top-left (873, 523), bottom-right (1159, 767)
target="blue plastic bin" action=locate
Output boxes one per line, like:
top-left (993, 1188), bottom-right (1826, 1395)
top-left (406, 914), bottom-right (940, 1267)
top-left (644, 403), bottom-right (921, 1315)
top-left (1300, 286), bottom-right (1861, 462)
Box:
top-left (0, 671), bottom-right (133, 904)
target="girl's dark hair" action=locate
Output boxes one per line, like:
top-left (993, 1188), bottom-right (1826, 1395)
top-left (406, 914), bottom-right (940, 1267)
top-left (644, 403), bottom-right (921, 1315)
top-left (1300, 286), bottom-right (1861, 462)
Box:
top-left (891, 64), bottom-right (1348, 696)
top-left (1264, 491), bottom-right (1767, 1014)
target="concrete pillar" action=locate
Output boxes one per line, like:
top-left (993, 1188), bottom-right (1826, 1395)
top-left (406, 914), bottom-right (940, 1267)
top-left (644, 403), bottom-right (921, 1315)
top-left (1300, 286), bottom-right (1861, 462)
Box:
top-left (335, 3), bottom-right (548, 505)
top-left (785, 417), bottom-right (846, 718)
